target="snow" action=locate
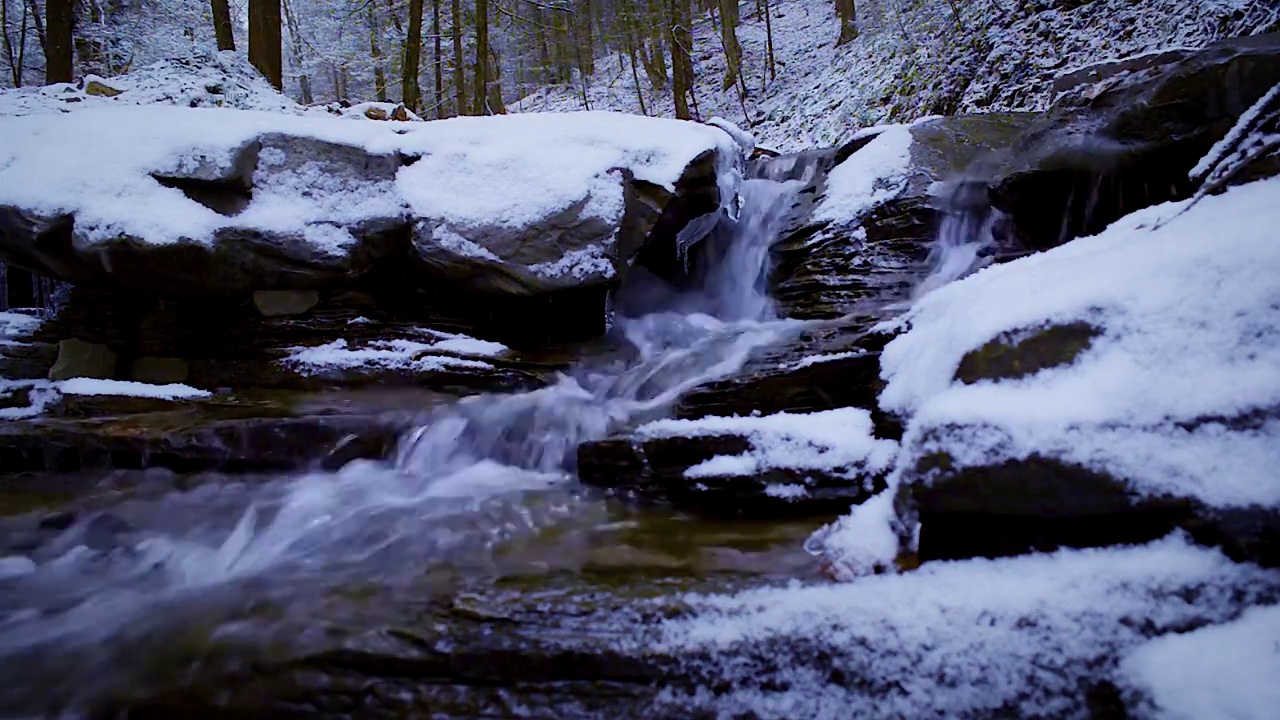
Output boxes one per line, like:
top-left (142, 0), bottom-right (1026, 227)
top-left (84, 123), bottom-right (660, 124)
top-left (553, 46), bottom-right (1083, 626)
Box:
top-left (657, 535), bottom-right (1280, 720)
top-left (877, 177), bottom-right (1280, 508)
top-left (806, 489), bottom-right (903, 579)
top-left (283, 333), bottom-right (503, 376)
top-left (1118, 603), bottom-right (1280, 720)
top-left (786, 351), bottom-right (867, 372)
top-left (637, 408), bottom-right (897, 481)
top-left (1191, 83), bottom-right (1280, 180)
top-left (528, 245), bottom-right (617, 281)
top-left (813, 125), bottom-right (913, 223)
top-left (514, 0), bottom-right (1274, 152)
top-left (55, 378), bottom-right (211, 400)
top-left (0, 312), bottom-right (41, 345)
top-left (394, 111), bottom-right (733, 231)
top-left (0, 380), bottom-right (59, 419)
top-left (0, 53), bottom-right (303, 117)
top-left (0, 105), bottom-right (735, 278)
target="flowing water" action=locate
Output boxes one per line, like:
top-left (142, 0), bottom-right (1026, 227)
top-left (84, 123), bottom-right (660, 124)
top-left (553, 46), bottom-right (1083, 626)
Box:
top-left (0, 176), bottom-right (807, 714)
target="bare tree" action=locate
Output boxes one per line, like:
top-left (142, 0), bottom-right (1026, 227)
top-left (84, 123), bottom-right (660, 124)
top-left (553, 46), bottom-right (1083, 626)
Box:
top-left (2, 0), bottom-right (30, 86)
top-left (369, 3), bottom-right (388, 101)
top-left (211, 0), bottom-right (235, 51)
top-left (667, 0), bottom-right (693, 119)
top-left (45, 0), bottom-right (72, 83)
top-left (403, 0), bottom-right (423, 110)
top-left (836, 0), bottom-right (858, 45)
top-left (283, 0), bottom-right (311, 103)
top-left (249, 0), bottom-right (283, 89)
top-left (717, 0), bottom-right (741, 91)
top-left (432, 0), bottom-right (443, 117)
top-left (451, 0), bottom-right (464, 114)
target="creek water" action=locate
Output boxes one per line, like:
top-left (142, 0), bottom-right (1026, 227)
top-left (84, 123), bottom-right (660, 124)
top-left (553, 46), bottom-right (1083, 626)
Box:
top-left (0, 176), bottom-right (811, 714)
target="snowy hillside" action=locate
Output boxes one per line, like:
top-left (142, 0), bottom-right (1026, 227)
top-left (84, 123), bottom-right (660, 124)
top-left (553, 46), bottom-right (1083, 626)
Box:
top-left (516, 0), bottom-right (1280, 151)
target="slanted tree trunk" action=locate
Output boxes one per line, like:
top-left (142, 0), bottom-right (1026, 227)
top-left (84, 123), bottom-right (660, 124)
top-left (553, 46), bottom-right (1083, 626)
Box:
top-left (472, 0), bottom-right (487, 114)
top-left (2, 0), bottom-right (25, 86)
top-left (835, 0), bottom-right (858, 45)
top-left (486, 44), bottom-right (505, 113)
top-left (249, 0), bottom-right (283, 89)
top-left (211, 0), bottom-right (235, 50)
top-left (45, 0), bottom-right (73, 83)
top-left (431, 0), bottom-right (443, 117)
top-left (451, 0), bottom-right (464, 114)
top-left (26, 0), bottom-right (46, 59)
top-left (403, 0), bottom-right (423, 111)
top-left (763, 0), bottom-right (775, 83)
top-left (369, 4), bottom-right (388, 101)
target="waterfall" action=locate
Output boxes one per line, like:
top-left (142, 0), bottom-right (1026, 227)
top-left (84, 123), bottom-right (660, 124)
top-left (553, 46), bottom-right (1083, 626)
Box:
top-left (0, 171), bottom-right (805, 696)
top-left (913, 179), bottom-right (1003, 299)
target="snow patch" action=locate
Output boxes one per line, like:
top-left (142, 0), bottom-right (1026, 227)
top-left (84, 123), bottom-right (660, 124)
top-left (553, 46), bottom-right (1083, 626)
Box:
top-left (1118, 603), bottom-right (1280, 720)
top-left (284, 333), bottom-right (503, 376)
top-left (813, 125), bottom-right (913, 224)
top-left (638, 408), bottom-right (897, 481)
top-left (56, 378), bottom-right (211, 400)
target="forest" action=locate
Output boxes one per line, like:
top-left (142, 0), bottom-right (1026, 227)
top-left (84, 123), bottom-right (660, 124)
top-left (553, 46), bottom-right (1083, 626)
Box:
top-left (1, 0), bottom-right (864, 119)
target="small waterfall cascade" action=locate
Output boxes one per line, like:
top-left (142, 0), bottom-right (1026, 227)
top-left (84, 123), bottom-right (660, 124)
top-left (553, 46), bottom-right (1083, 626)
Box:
top-left (913, 179), bottom-right (1006, 299)
top-left (0, 166), bottom-right (806, 700)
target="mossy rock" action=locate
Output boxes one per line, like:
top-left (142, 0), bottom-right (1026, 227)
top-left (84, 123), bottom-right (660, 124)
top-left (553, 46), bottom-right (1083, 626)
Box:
top-left (955, 322), bottom-right (1098, 384)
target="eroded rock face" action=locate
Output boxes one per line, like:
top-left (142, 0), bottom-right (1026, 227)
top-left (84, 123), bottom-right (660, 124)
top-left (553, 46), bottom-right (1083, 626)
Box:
top-left (990, 32), bottom-right (1280, 249)
top-left (768, 113), bottom-right (1038, 319)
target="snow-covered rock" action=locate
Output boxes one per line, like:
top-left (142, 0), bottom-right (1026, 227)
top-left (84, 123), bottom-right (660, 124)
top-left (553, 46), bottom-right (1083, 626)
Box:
top-left (578, 408), bottom-right (896, 518)
top-left (0, 106), bottom-right (739, 340)
top-left (857, 175), bottom-right (1280, 568)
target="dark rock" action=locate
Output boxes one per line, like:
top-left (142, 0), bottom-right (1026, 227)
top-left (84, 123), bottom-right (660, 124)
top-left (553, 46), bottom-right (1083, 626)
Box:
top-left (0, 340), bottom-right (57, 380)
top-left (769, 113), bottom-right (1038, 320)
top-left (902, 426), bottom-right (1280, 568)
top-left (129, 356), bottom-right (190, 385)
top-left (252, 290), bottom-right (320, 317)
top-left (49, 338), bottom-right (118, 381)
top-left (990, 33), bottom-right (1280, 249)
top-left (910, 452), bottom-right (1196, 562)
top-left (955, 321), bottom-right (1099, 384)
top-left (579, 431), bottom-right (885, 519)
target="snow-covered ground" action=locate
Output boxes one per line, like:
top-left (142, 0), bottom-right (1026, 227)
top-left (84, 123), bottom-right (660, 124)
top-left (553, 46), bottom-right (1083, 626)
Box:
top-left (659, 535), bottom-right (1280, 719)
top-left (516, 0), bottom-right (1278, 151)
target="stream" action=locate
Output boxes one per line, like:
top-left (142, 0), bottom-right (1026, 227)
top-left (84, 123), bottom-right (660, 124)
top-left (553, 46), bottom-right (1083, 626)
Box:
top-left (0, 175), bottom-right (831, 716)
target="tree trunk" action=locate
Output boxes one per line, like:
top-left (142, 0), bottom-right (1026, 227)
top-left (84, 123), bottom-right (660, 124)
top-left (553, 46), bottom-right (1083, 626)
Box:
top-left (211, 0), bottom-right (235, 51)
top-left (623, 5), bottom-right (647, 115)
top-left (486, 44), bottom-right (505, 113)
top-left (716, 0), bottom-right (741, 91)
top-left (451, 0), bottom-right (464, 115)
top-left (403, 0), bottom-right (423, 111)
top-left (667, 0), bottom-right (692, 119)
top-left (431, 0), bottom-right (443, 118)
top-left (248, 0), bottom-right (283, 89)
top-left (835, 0), bottom-right (858, 45)
top-left (472, 0), bottom-right (487, 114)
top-left (575, 0), bottom-right (594, 76)
top-left (2, 0), bottom-right (20, 87)
top-left (370, 4), bottom-right (388, 101)
top-left (45, 0), bottom-right (73, 84)
top-left (763, 0), bottom-right (775, 83)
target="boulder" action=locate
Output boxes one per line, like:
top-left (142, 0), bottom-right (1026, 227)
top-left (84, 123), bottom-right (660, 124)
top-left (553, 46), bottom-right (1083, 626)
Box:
top-left (0, 109), bottom-right (739, 344)
top-left (579, 407), bottom-right (896, 519)
top-left (252, 289), bottom-right (320, 317)
top-left (128, 356), bottom-right (190, 385)
top-left (989, 32), bottom-right (1280, 249)
top-left (768, 113), bottom-right (1037, 319)
top-left (48, 338), bottom-right (117, 381)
